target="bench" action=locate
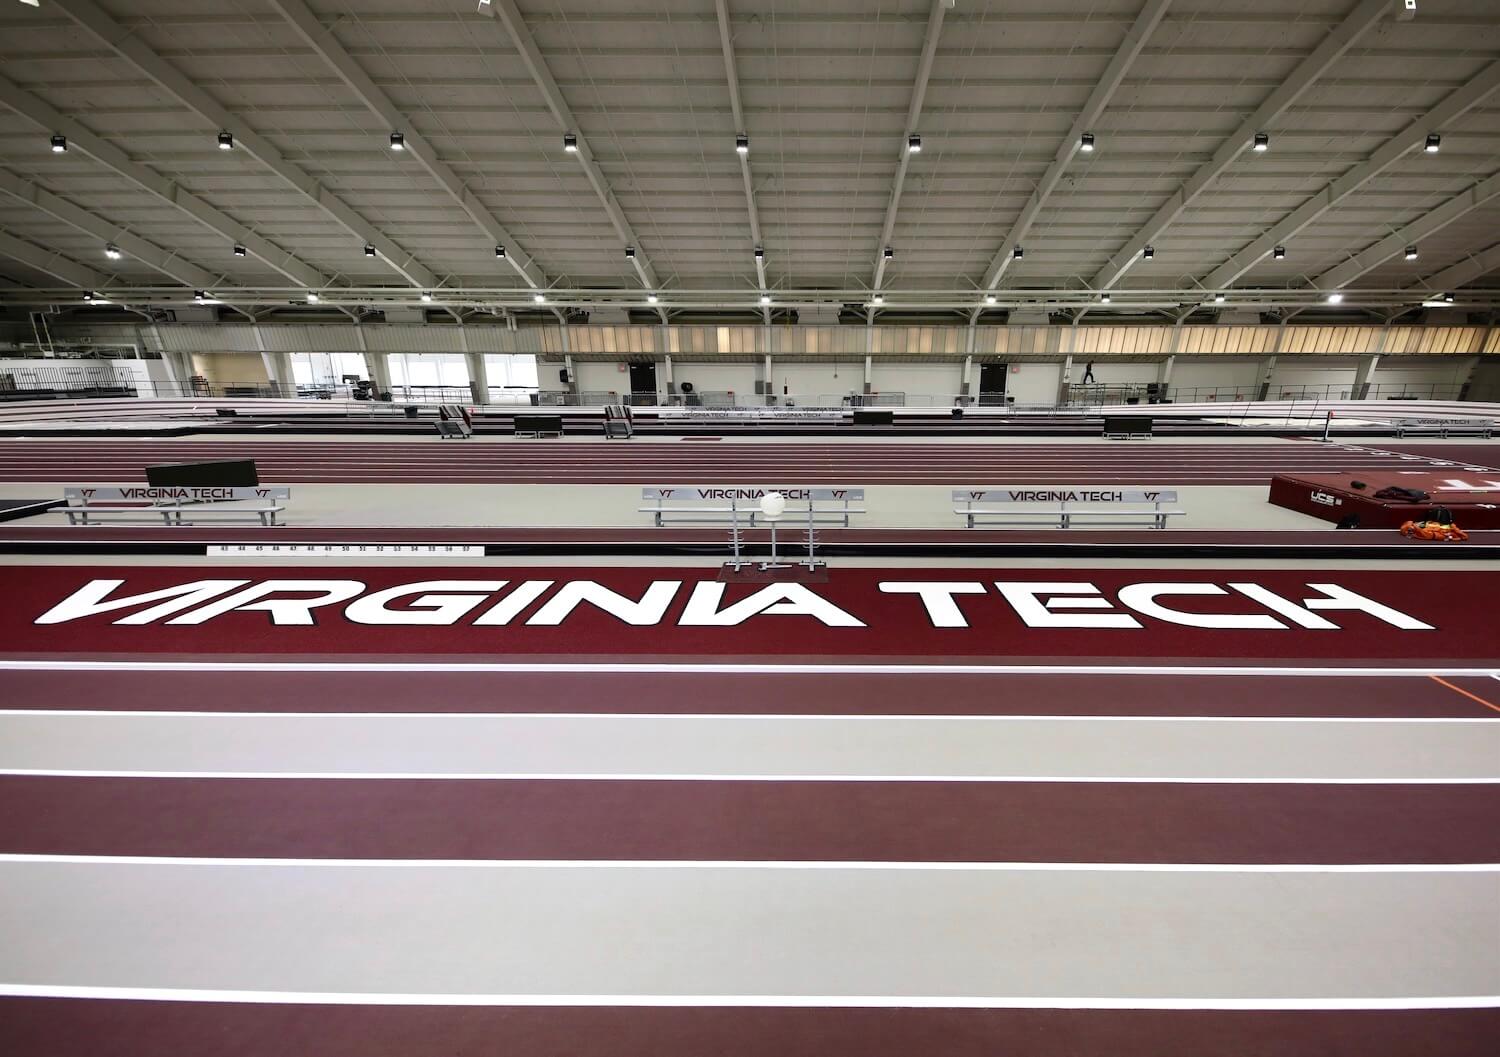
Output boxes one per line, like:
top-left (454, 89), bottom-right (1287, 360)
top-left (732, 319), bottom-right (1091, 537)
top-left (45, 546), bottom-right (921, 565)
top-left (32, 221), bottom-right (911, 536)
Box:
top-left (513, 413), bottom-right (564, 438)
top-left (954, 487), bottom-right (1183, 529)
top-left (641, 486), bottom-right (864, 528)
top-left (1102, 415), bottom-right (1153, 440)
top-left (1394, 419), bottom-right (1494, 439)
top-left (63, 486), bottom-right (290, 526)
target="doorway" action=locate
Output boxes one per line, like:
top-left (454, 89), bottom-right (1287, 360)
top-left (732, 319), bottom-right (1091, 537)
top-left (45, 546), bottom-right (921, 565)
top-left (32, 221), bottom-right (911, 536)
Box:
top-left (628, 361), bottom-right (658, 405)
top-left (978, 362), bottom-right (1008, 406)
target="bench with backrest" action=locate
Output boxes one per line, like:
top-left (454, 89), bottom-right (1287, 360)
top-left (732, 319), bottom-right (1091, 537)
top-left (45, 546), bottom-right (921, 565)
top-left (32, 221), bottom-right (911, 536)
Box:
top-left (513, 413), bottom-right (564, 438)
top-left (63, 486), bottom-right (290, 526)
top-left (954, 486), bottom-right (1182, 529)
top-left (640, 486), bottom-right (864, 528)
top-left (1393, 418), bottom-right (1494, 439)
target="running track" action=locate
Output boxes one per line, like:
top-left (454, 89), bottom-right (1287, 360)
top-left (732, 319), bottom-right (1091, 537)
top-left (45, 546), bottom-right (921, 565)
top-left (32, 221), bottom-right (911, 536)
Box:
top-left (0, 563), bottom-right (1497, 1055)
top-left (0, 437), bottom-right (1496, 484)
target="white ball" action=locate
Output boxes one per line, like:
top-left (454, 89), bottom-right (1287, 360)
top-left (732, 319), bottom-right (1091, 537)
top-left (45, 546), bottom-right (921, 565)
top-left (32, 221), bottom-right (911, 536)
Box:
top-left (759, 491), bottom-right (787, 519)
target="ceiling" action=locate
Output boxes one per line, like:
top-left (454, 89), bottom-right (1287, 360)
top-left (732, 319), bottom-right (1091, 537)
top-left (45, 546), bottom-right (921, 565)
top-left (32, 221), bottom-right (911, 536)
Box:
top-left (0, 0), bottom-right (1498, 323)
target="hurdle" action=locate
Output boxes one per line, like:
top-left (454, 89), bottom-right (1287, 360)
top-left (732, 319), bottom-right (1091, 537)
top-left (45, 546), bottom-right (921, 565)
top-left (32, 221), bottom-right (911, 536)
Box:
top-left (640, 485), bottom-right (865, 570)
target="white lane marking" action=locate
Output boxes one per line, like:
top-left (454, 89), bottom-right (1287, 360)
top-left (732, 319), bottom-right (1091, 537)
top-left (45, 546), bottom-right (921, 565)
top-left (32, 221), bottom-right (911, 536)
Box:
top-left (3, 853), bottom-right (1496, 872)
top-left (3, 660), bottom-right (1499, 677)
top-left (4, 710), bottom-right (1493, 723)
top-left (2, 771), bottom-right (1494, 784)
top-left (0, 984), bottom-right (1493, 1010)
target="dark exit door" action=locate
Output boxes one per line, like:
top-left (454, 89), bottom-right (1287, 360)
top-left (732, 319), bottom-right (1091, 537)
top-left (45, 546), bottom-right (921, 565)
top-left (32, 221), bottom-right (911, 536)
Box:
top-left (628, 362), bottom-right (658, 405)
top-left (978, 363), bottom-right (1008, 406)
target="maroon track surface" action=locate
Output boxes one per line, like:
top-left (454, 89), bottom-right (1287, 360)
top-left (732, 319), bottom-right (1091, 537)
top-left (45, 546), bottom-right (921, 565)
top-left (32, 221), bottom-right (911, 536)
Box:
top-left (3, 777), bottom-right (1494, 864)
top-left (1379, 442), bottom-right (1500, 468)
top-left (0, 437), bottom-right (1488, 484)
top-left (4, 667), bottom-right (1496, 717)
top-left (3, 558), bottom-right (1495, 1056)
top-left (2, 1001), bottom-right (1494, 1057)
top-left (5, 564), bottom-right (1496, 661)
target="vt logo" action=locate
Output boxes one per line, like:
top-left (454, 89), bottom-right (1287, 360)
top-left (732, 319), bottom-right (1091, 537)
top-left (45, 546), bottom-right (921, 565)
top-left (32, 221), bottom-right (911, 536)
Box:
top-left (831, 490), bottom-right (846, 499)
top-left (659, 488), bottom-right (675, 498)
top-left (81, 489), bottom-right (96, 498)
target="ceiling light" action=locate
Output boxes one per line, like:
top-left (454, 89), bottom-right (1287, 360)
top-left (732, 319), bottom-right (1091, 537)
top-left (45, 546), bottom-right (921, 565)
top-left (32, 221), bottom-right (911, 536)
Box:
top-left (883, 246), bottom-right (894, 261)
top-left (217, 131), bottom-right (234, 151)
top-left (907, 134), bottom-right (922, 154)
top-left (104, 243), bottom-right (121, 260)
top-left (624, 246), bottom-right (636, 260)
top-left (1012, 246), bottom-right (1024, 260)
top-left (1142, 245), bottom-right (1154, 260)
top-left (1101, 293), bottom-right (1111, 303)
top-left (389, 132), bottom-right (405, 151)
top-left (1273, 245), bottom-right (1286, 260)
top-left (82, 291), bottom-right (93, 302)
top-left (1424, 132), bottom-right (1441, 153)
top-left (563, 132), bottom-right (578, 153)
top-left (1215, 293), bottom-right (1226, 304)
top-left (1443, 292), bottom-right (1454, 302)
top-left (871, 294), bottom-right (885, 306)
top-left (50, 134), bottom-right (67, 153)
top-left (420, 292), bottom-right (433, 303)
top-left (647, 293), bottom-right (658, 304)
top-left (1326, 292), bottom-right (1343, 304)
top-left (233, 244), bottom-right (247, 257)
top-left (495, 245), bottom-right (506, 259)
top-left (984, 294), bottom-right (997, 305)
top-left (1252, 132), bottom-right (1269, 152)
top-left (306, 292), bottom-right (319, 303)
top-left (1421, 299), bottom-right (1448, 308)
top-left (1079, 132), bottom-right (1095, 152)
top-left (753, 246), bottom-right (764, 261)
top-left (735, 134), bottom-right (749, 155)
top-left (364, 243), bottom-right (377, 257)
top-left (533, 293), bottom-right (546, 303)
top-left (759, 293), bottom-right (771, 305)
top-left (1405, 245), bottom-right (1419, 260)
top-left (194, 290), bottom-right (206, 303)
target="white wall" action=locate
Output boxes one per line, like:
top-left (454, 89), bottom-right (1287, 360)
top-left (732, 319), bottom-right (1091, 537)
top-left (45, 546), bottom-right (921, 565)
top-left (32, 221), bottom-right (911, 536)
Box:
top-left (573, 361), bottom-right (628, 399)
top-left (869, 361), bottom-right (963, 402)
top-left (774, 362), bottom-right (861, 403)
top-left (1169, 357), bottom-right (1261, 401)
top-left (1269, 358), bottom-right (1359, 398)
top-left (1006, 362), bottom-right (1063, 404)
top-left (672, 362), bottom-right (756, 399)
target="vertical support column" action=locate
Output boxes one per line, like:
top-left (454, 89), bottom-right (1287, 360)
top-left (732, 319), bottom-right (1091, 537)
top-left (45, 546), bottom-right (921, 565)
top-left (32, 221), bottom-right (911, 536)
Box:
top-left (356, 328), bottom-right (392, 397)
top-left (1257, 355), bottom-right (1278, 402)
top-left (1058, 354), bottom-right (1073, 406)
top-left (1352, 353), bottom-right (1380, 401)
top-left (763, 353), bottom-right (773, 404)
top-left (563, 353), bottom-right (578, 399)
top-left (1158, 354), bottom-right (1175, 388)
top-left (458, 328), bottom-right (489, 405)
top-left (962, 354), bottom-right (973, 400)
top-left (863, 354), bottom-right (873, 396)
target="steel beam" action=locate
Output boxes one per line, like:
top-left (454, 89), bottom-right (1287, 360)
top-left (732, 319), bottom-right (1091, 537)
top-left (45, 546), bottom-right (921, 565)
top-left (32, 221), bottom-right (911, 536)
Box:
top-left (52, 0), bottom-right (437, 290)
top-left (1200, 60), bottom-right (1500, 292)
top-left (871, 0), bottom-right (950, 290)
top-left (982, 0), bottom-right (1171, 291)
top-left (266, 0), bottom-right (548, 291)
top-left (479, 0), bottom-right (659, 291)
top-left (1409, 242), bottom-right (1500, 297)
top-left (1314, 170), bottom-right (1500, 291)
top-left (0, 73), bottom-right (329, 291)
top-left (1090, 0), bottom-right (1390, 292)
top-left (0, 168), bottom-right (221, 291)
top-left (0, 230), bottom-right (104, 289)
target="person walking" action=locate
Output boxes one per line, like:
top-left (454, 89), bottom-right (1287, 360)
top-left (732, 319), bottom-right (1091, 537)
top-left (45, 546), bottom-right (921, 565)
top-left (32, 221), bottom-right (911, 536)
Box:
top-left (1082, 361), bottom-right (1096, 384)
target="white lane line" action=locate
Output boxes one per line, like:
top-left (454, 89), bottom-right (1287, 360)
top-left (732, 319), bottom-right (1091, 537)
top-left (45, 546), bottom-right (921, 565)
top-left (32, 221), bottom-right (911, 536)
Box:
top-left (5, 710), bottom-right (1492, 723)
top-left (2, 854), bottom-right (1496, 872)
top-left (0, 984), bottom-right (1493, 1010)
top-left (4, 660), bottom-right (1498, 677)
top-left (3, 771), bottom-right (1494, 784)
